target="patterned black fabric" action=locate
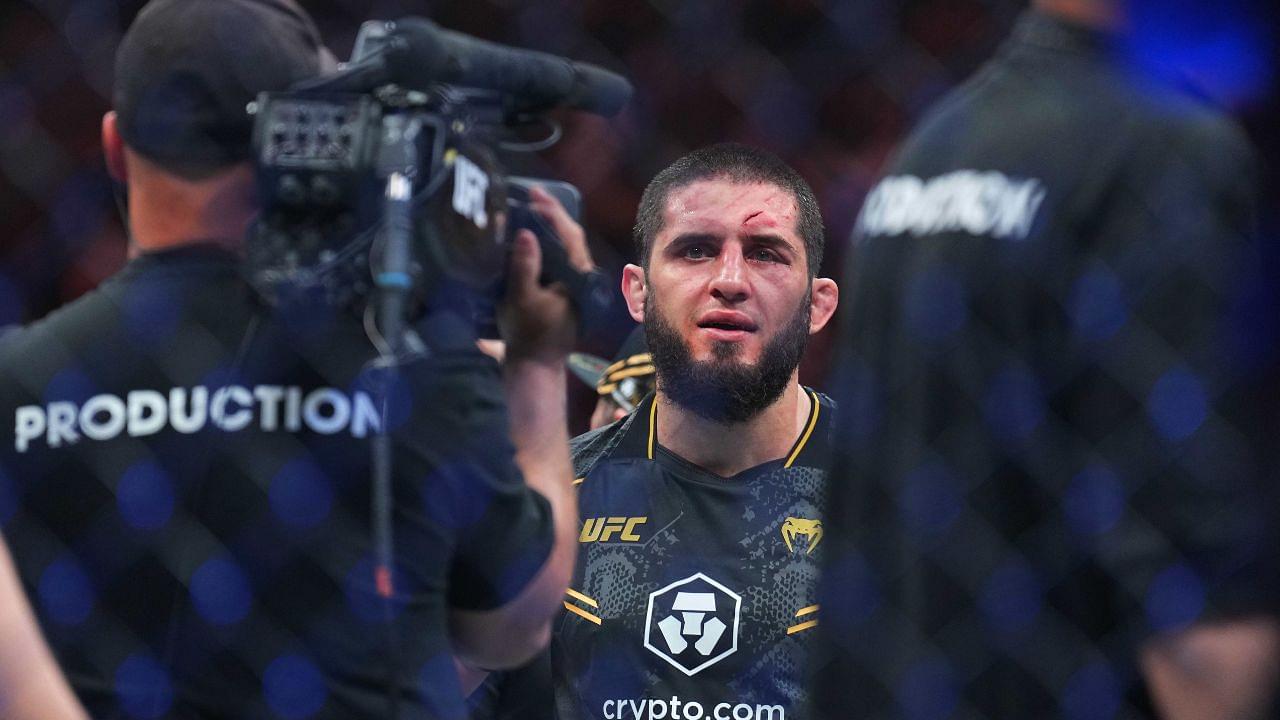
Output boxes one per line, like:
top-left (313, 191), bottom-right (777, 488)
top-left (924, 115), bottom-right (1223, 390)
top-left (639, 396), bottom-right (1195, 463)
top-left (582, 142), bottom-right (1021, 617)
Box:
top-left (0, 245), bottom-right (553, 719)
top-left (555, 390), bottom-right (835, 720)
top-left (815, 10), bottom-right (1280, 720)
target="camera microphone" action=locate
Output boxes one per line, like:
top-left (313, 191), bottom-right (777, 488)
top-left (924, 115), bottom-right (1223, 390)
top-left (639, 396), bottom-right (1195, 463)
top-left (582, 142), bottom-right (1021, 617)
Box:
top-left (296, 18), bottom-right (632, 117)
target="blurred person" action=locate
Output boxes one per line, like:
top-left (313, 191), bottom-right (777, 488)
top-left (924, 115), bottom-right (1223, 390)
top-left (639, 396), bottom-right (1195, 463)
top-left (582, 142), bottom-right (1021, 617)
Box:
top-left (0, 0), bottom-right (586, 718)
top-left (815, 1), bottom-right (1280, 718)
top-left (0, 534), bottom-right (87, 720)
top-left (569, 325), bottom-right (656, 430)
top-left (555, 143), bottom-right (839, 720)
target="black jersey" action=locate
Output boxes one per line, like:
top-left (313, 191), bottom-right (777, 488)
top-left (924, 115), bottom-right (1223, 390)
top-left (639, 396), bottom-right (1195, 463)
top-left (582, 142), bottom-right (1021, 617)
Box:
top-left (0, 245), bottom-right (553, 720)
top-left (555, 389), bottom-right (834, 720)
top-left (816, 10), bottom-right (1278, 720)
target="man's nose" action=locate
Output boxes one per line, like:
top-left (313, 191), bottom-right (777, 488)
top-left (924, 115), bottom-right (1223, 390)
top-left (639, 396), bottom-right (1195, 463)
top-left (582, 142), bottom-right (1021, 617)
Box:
top-left (709, 248), bottom-right (749, 303)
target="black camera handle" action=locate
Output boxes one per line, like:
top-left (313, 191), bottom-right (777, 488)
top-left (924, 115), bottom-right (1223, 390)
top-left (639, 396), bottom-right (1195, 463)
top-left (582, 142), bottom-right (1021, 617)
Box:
top-left (367, 112), bottom-right (424, 720)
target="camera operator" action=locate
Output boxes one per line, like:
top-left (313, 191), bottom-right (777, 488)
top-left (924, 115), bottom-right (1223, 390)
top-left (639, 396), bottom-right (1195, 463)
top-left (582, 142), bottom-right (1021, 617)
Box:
top-left (0, 1), bottom-right (583, 718)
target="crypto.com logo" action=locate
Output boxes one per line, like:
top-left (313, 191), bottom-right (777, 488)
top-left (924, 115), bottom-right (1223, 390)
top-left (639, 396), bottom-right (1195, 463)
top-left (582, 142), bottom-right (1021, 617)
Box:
top-left (644, 573), bottom-right (741, 676)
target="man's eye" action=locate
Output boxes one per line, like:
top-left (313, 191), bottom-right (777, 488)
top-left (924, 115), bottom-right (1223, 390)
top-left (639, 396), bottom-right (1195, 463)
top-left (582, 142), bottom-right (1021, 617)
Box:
top-left (749, 249), bottom-right (780, 262)
top-left (684, 245), bottom-right (711, 259)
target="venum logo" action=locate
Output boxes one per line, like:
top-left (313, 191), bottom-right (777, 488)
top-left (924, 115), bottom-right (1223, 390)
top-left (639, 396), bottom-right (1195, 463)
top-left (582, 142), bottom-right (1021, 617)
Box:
top-left (644, 573), bottom-right (740, 676)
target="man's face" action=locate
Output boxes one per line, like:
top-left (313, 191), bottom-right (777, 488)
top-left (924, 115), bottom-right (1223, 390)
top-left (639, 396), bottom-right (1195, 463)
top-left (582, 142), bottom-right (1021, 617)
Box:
top-left (623, 178), bottom-right (833, 423)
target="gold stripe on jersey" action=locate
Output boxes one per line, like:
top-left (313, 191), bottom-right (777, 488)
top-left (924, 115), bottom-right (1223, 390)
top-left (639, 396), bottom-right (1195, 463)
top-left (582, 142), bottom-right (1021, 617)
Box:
top-left (795, 604), bottom-right (819, 617)
top-left (566, 588), bottom-right (599, 608)
top-left (646, 398), bottom-right (658, 460)
top-left (783, 389), bottom-right (821, 468)
top-left (563, 601), bottom-right (602, 625)
top-left (572, 477), bottom-right (585, 486)
top-left (786, 619), bottom-right (818, 635)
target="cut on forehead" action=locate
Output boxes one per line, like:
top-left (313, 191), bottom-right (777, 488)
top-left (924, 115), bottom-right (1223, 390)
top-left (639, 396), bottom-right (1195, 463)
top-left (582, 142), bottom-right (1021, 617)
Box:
top-left (633, 143), bottom-right (825, 275)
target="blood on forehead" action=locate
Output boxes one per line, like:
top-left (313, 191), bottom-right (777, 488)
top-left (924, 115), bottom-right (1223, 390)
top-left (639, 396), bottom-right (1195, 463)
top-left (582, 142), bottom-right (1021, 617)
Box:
top-left (663, 180), bottom-right (800, 236)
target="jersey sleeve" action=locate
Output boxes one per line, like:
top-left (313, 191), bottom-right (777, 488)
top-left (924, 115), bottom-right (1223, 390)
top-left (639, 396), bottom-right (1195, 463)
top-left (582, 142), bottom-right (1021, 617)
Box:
top-left (392, 333), bottom-right (554, 612)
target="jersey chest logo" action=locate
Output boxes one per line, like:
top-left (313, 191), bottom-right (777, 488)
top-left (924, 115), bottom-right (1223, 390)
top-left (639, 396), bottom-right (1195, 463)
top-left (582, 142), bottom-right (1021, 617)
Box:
top-left (643, 573), bottom-right (741, 676)
top-left (781, 517), bottom-right (822, 554)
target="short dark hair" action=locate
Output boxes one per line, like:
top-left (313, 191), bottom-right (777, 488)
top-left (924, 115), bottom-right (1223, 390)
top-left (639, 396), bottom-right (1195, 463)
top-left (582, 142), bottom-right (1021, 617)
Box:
top-left (633, 143), bottom-right (825, 276)
top-left (114, 0), bottom-right (330, 179)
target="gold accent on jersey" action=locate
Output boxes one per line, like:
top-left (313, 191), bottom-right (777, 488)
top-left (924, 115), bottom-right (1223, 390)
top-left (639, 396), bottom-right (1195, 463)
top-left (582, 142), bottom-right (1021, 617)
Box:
top-left (572, 477), bottom-right (585, 486)
top-left (784, 389), bottom-right (821, 468)
top-left (579, 516), bottom-right (648, 543)
top-left (565, 588), bottom-right (598, 608)
top-left (786, 619), bottom-right (818, 635)
top-left (647, 398), bottom-right (658, 460)
top-left (781, 517), bottom-right (823, 554)
top-left (564, 601), bottom-right (602, 625)
top-left (795, 604), bottom-right (819, 617)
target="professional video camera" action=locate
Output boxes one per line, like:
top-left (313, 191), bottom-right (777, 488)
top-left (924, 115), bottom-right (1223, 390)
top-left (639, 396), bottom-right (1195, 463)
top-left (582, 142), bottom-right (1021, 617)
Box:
top-left (247, 18), bottom-right (630, 343)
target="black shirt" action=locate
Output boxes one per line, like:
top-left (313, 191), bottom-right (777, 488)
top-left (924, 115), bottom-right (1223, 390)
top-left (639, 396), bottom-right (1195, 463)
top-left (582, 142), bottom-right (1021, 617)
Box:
top-left (0, 245), bottom-right (553, 719)
top-left (816, 10), bottom-right (1277, 719)
top-left (556, 389), bottom-right (835, 720)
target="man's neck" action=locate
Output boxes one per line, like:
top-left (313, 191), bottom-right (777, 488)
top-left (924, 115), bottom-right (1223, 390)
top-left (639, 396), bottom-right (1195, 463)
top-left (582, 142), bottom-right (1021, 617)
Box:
top-left (655, 378), bottom-right (810, 478)
top-left (124, 161), bottom-right (254, 258)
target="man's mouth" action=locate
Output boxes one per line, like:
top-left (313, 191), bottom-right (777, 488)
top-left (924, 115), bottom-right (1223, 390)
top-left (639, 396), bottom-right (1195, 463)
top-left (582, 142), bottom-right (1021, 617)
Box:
top-left (696, 313), bottom-right (758, 337)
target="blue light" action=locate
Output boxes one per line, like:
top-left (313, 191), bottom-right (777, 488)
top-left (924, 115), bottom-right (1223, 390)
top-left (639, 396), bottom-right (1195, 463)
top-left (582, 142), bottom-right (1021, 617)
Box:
top-left (418, 654), bottom-right (468, 720)
top-left (189, 556), bottom-right (252, 626)
top-left (263, 654), bottom-right (328, 720)
top-left (37, 557), bottom-right (95, 626)
top-left (828, 355), bottom-right (880, 442)
top-left (1069, 266), bottom-right (1128, 342)
top-left (817, 552), bottom-right (881, 638)
top-left (897, 463), bottom-right (962, 538)
top-left (269, 458), bottom-right (334, 529)
top-left (895, 658), bottom-right (958, 720)
top-left (1062, 662), bottom-right (1122, 720)
top-left (1063, 465), bottom-right (1127, 537)
top-left (43, 367), bottom-right (96, 405)
top-left (1147, 366), bottom-right (1208, 441)
top-left (123, 283), bottom-right (183, 348)
top-left (979, 560), bottom-right (1043, 634)
top-left (1125, 0), bottom-right (1274, 104)
top-left (905, 268), bottom-right (967, 343)
top-left (116, 461), bottom-right (175, 531)
top-left (983, 365), bottom-right (1044, 441)
top-left (1145, 563), bottom-right (1206, 632)
top-left (114, 654), bottom-right (173, 719)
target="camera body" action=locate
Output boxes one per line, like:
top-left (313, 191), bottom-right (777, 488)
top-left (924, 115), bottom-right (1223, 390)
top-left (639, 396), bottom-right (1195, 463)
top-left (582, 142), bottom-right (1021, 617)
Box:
top-left (246, 19), bottom-right (593, 320)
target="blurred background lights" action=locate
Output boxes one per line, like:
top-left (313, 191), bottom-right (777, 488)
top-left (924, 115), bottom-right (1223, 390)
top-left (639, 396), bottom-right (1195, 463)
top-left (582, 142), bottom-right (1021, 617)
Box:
top-left (1068, 266), bottom-right (1128, 342)
top-left (895, 657), bottom-right (959, 720)
top-left (115, 460), bottom-right (175, 531)
top-left (263, 654), bottom-right (329, 720)
top-left (113, 653), bottom-right (173, 720)
top-left (1062, 464), bottom-right (1127, 537)
top-left (1146, 366), bottom-right (1208, 441)
top-left (269, 458), bottom-right (335, 529)
top-left (904, 268), bottom-right (968, 343)
top-left (189, 555), bottom-right (253, 627)
top-left (37, 555), bottom-right (95, 626)
top-left (1145, 563), bottom-right (1206, 632)
top-left (897, 462), bottom-right (963, 538)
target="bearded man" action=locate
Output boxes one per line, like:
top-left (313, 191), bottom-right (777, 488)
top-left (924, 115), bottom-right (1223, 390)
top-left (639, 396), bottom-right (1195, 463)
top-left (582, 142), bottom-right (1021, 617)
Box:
top-left (552, 143), bottom-right (839, 720)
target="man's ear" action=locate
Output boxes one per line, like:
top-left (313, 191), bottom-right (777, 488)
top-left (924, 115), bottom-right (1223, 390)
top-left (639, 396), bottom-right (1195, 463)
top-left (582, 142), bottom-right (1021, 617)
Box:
top-left (102, 111), bottom-right (127, 183)
top-left (622, 264), bottom-right (647, 323)
top-left (808, 277), bottom-right (839, 335)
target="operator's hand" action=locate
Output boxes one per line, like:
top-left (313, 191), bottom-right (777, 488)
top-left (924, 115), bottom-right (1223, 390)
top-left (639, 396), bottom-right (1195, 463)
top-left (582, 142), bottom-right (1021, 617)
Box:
top-left (499, 185), bottom-right (595, 364)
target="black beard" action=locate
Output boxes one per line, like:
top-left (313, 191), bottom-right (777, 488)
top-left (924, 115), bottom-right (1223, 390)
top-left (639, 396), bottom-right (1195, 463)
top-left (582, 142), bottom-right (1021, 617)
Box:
top-left (646, 288), bottom-right (811, 424)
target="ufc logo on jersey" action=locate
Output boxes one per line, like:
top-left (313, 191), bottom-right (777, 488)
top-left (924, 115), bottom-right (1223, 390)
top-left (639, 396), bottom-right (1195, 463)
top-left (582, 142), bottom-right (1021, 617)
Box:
top-left (579, 516), bottom-right (647, 543)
